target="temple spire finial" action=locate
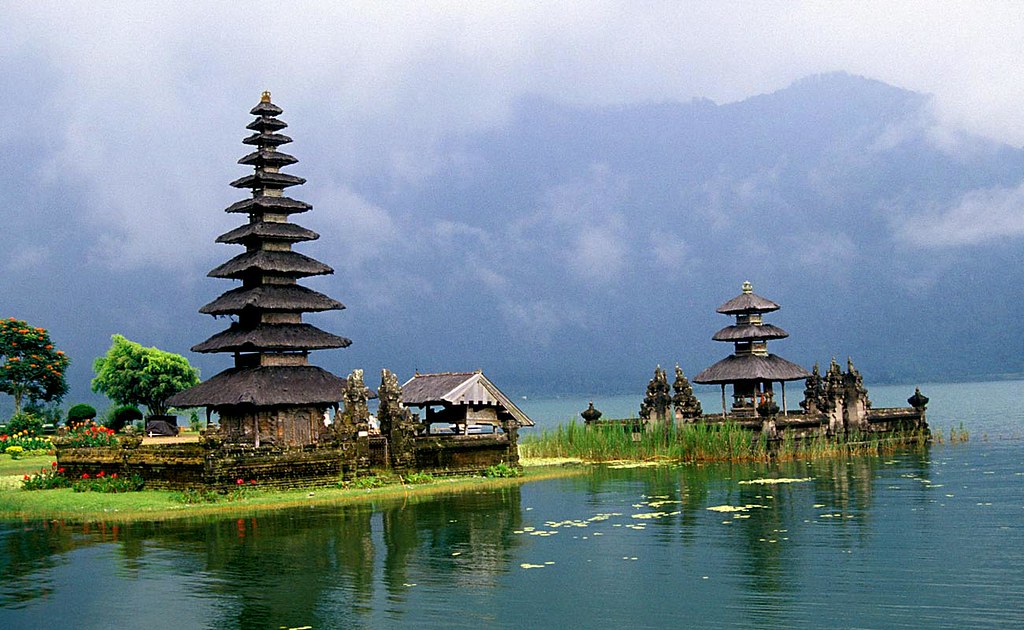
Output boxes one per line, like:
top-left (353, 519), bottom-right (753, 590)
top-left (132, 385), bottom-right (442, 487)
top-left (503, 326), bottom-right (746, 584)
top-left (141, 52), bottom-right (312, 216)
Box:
top-left (742, 280), bottom-right (753, 294)
top-left (261, 90), bottom-right (272, 103)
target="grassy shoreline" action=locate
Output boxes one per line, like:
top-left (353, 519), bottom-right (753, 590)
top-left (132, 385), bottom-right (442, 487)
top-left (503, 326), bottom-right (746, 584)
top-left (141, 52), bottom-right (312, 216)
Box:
top-left (0, 416), bottom-right (958, 524)
top-left (0, 455), bottom-right (586, 523)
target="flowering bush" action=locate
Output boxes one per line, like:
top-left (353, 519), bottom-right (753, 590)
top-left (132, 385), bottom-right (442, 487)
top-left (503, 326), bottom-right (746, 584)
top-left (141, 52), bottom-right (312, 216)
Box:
top-left (0, 430), bottom-right (51, 454)
top-left (0, 318), bottom-right (70, 414)
top-left (56, 421), bottom-right (118, 448)
top-left (22, 462), bottom-right (71, 490)
top-left (5, 445), bottom-right (24, 459)
top-left (6, 411), bottom-right (43, 436)
top-left (71, 470), bottom-right (144, 493)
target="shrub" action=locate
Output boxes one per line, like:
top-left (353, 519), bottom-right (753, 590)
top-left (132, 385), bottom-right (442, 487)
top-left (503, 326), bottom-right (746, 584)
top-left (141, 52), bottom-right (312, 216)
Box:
top-left (105, 405), bottom-right (143, 432)
top-left (67, 404), bottom-right (97, 423)
top-left (485, 462), bottom-right (523, 478)
top-left (56, 420), bottom-right (118, 448)
top-left (403, 471), bottom-right (434, 484)
top-left (0, 431), bottom-right (51, 453)
top-left (71, 471), bottom-right (144, 493)
top-left (91, 335), bottom-right (200, 417)
top-left (174, 487), bottom-right (220, 504)
top-left (22, 462), bottom-right (71, 490)
top-left (349, 475), bottom-right (390, 489)
top-left (5, 445), bottom-right (24, 459)
top-left (23, 401), bottom-right (63, 425)
top-left (7, 412), bottom-right (43, 437)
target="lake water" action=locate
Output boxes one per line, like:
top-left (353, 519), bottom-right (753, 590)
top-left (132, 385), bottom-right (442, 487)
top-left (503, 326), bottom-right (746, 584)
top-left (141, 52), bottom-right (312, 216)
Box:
top-left (1, 380), bottom-right (1022, 629)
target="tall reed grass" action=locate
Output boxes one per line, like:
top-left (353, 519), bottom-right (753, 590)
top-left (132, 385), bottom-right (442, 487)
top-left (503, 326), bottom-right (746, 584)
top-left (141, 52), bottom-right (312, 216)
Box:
top-left (519, 420), bottom-right (932, 463)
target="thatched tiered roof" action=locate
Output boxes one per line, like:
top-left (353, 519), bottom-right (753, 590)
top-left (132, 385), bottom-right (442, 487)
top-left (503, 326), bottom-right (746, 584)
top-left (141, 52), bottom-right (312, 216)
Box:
top-left (168, 92), bottom-right (349, 409)
top-left (169, 366), bottom-right (345, 407)
top-left (716, 281), bottom-right (780, 314)
top-left (694, 282), bottom-right (809, 385)
top-left (693, 354), bottom-right (809, 384)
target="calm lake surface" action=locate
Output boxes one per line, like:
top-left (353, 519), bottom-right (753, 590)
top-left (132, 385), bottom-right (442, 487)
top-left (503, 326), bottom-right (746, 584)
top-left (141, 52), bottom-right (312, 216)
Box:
top-left (1, 380), bottom-right (1022, 629)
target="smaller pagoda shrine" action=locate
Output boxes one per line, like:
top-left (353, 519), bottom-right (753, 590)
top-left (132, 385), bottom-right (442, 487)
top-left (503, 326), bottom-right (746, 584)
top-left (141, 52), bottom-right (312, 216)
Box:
top-left (693, 281), bottom-right (810, 416)
top-left (168, 92), bottom-right (350, 448)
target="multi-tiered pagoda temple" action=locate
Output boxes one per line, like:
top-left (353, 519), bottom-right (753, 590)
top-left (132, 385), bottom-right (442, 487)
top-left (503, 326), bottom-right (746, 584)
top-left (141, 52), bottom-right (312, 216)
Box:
top-left (169, 92), bottom-right (350, 447)
top-left (694, 281), bottom-right (810, 416)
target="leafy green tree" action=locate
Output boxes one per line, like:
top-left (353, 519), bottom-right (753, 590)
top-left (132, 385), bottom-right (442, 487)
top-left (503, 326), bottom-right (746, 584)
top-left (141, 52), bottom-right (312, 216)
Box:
top-left (0, 318), bottom-right (70, 414)
top-left (91, 334), bottom-right (200, 417)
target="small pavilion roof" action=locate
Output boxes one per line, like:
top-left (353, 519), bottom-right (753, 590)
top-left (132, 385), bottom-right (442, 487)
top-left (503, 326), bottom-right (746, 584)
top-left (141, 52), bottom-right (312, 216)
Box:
top-left (168, 365), bottom-right (345, 408)
top-left (192, 323), bottom-right (351, 353)
top-left (712, 323), bottom-right (789, 342)
top-left (693, 354), bottom-right (810, 384)
top-left (716, 281), bottom-right (780, 315)
top-left (400, 371), bottom-right (535, 427)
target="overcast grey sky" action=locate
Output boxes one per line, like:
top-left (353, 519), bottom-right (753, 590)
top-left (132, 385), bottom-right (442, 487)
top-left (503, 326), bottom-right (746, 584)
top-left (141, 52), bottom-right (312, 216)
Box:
top-left (5, 1), bottom-right (1024, 270)
top-left (4, 1), bottom-right (1024, 404)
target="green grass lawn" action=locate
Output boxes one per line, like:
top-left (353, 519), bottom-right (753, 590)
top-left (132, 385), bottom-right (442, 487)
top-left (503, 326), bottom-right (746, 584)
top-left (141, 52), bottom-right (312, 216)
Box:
top-left (0, 455), bottom-right (583, 523)
top-left (0, 453), bottom-right (55, 488)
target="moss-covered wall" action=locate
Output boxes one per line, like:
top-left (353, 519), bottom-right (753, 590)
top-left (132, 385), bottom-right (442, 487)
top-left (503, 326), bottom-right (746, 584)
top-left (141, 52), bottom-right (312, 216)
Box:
top-left (56, 433), bottom-right (520, 489)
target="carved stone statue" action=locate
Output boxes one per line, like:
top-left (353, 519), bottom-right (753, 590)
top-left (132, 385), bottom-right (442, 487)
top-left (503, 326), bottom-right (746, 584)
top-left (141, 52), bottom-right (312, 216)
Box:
top-left (338, 369), bottom-right (372, 470)
top-left (581, 401), bottom-right (603, 424)
top-left (378, 368), bottom-right (418, 469)
top-left (671, 364), bottom-right (702, 422)
top-left (801, 363), bottom-right (825, 414)
top-left (907, 387), bottom-right (929, 410)
top-left (639, 365), bottom-right (672, 425)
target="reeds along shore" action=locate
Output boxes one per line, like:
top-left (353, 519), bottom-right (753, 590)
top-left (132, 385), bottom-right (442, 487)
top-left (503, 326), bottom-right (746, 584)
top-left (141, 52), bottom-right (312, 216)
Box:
top-left (518, 420), bottom-right (939, 463)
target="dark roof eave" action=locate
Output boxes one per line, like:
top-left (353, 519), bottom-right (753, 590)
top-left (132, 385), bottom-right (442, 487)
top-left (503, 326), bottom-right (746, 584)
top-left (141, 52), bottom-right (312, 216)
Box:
top-left (693, 354), bottom-right (811, 384)
top-left (168, 365), bottom-right (345, 407)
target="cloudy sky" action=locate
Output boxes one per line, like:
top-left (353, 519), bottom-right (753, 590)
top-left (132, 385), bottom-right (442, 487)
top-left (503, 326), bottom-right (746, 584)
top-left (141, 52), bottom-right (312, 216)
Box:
top-left (3, 1), bottom-right (1024, 405)
top-left (4, 2), bottom-right (1023, 263)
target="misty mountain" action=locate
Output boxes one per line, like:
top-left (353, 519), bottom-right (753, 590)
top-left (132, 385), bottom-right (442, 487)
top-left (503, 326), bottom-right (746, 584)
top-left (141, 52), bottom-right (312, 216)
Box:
top-left (4, 71), bottom-right (1023, 412)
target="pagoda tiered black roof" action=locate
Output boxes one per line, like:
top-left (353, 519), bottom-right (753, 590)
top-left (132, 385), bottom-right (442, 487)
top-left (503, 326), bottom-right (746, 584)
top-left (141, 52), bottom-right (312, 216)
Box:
top-left (693, 354), bottom-right (810, 384)
top-left (192, 323), bottom-right (351, 353)
top-left (716, 289), bottom-right (780, 314)
top-left (696, 282), bottom-right (808, 386)
top-left (216, 221), bottom-right (318, 245)
top-left (169, 366), bottom-right (346, 407)
top-left (712, 323), bottom-right (789, 342)
top-left (225, 196), bottom-right (311, 215)
top-left (238, 149), bottom-right (298, 168)
top-left (168, 92), bottom-right (350, 411)
top-left (243, 132), bottom-right (292, 147)
top-left (200, 285), bottom-right (342, 315)
top-left (230, 171), bottom-right (306, 190)
top-left (208, 250), bottom-right (333, 279)
top-left (250, 100), bottom-right (283, 117)
top-left (246, 116), bottom-right (288, 132)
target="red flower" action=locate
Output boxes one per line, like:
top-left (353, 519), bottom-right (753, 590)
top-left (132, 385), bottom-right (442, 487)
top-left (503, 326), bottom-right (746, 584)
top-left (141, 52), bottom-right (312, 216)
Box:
top-left (23, 475), bottom-right (30, 480)
top-left (236, 478), bottom-right (244, 485)
top-left (97, 471), bottom-right (105, 478)
top-left (111, 473), bottom-right (118, 479)
top-left (249, 479), bottom-right (256, 485)
top-left (81, 473), bottom-right (90, 479)
top-left (58, 468), bottom-right (65, 473)
top-left (52, 461), bottom-right (57, 467)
